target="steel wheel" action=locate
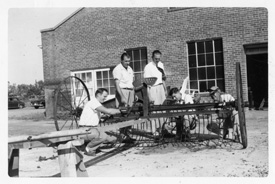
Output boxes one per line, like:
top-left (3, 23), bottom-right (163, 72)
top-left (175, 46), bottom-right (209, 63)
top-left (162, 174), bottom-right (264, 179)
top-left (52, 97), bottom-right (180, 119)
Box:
top-left (54, 76), bottom-right (90, 131)
top-left (236, 62), bottom-right (248, 148)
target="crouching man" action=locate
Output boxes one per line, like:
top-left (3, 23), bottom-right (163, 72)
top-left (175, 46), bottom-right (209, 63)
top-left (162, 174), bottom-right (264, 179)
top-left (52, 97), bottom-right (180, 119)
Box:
top-left (208, 86), bottom-right (239, 140)
top-left (79, 88), bottom-right (121, 156)
top-left (169, 87), bottom-right (197, 140)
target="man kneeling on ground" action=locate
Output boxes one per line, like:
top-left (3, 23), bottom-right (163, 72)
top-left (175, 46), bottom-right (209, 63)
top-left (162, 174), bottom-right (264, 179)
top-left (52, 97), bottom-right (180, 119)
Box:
top-left (79, 88), bottom-right (121, 156)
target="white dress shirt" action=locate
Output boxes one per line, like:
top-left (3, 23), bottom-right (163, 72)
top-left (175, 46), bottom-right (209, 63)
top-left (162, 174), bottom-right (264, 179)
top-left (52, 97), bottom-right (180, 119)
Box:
top-left (112, 63), bottom-right (134, 88)
top-left (143, 61), bottom-right (163, 86)
top-left (221, 93), bottom-right (235, 102)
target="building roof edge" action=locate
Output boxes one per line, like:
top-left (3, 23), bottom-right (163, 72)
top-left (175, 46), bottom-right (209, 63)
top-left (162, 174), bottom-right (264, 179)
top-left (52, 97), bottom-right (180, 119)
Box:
top-left (40, 7), bottom-right (84, 33)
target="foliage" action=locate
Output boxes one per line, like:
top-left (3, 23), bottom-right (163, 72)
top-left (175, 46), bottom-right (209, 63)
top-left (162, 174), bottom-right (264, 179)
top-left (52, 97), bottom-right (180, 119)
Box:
top-left (8, 80), bottom-right (44, 100)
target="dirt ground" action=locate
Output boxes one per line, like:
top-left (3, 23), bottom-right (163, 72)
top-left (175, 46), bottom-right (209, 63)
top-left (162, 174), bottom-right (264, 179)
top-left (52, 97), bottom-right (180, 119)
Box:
top-left (8, 107), bottom-right (269, 178)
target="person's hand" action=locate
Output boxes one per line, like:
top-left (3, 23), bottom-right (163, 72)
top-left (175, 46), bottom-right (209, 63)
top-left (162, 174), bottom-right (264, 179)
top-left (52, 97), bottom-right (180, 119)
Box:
top-left (134, 95), bottom-right (139, 102)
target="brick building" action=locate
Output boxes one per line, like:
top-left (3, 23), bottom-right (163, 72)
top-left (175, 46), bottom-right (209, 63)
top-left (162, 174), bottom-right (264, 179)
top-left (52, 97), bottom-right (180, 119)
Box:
top-left (40, 7), bottom-right (268, 117)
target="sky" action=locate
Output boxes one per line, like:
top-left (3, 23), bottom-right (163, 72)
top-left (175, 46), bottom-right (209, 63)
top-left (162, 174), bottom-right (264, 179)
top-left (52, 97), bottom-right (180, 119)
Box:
top-left (8, 8), bottom-right (80, 85)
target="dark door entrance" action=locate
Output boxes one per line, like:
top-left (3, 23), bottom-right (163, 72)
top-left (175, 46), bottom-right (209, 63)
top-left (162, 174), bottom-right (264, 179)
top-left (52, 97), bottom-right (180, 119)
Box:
top-left (246, 53), bottom-right (268, 109)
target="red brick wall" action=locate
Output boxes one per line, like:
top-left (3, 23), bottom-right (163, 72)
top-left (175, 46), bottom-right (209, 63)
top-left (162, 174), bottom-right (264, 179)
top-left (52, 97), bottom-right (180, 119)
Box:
top-left (41, 7), bottom-right (268, 102)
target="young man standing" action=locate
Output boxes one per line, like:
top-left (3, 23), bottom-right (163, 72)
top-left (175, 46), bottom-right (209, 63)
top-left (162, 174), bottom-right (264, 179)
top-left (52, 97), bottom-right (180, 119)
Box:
top-left (143, 50), bottom-right (168, 134)
top-left (79, 88), bottom-right (121, 156)
top-left (112, 52), bottom-right (135, 107)
top-left (144, 50), bottom-right (167, 105)
top-left (112, 52), bottom-right (136, 143)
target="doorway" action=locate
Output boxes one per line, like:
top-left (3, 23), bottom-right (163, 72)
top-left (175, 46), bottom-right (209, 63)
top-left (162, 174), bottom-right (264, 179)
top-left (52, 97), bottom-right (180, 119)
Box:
top-left (246, 53), bottom-right (268, 108)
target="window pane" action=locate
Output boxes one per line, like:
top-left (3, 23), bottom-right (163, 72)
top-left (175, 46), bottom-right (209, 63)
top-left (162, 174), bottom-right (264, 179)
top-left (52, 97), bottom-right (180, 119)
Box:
top-left (207, 80), bottom-right (216, 89)
top-left (76, 89), bottom-right (83, 97)
top-left (129, 62), bottom-right (134, 69)
top-left (207, 67), bottom-right (215, 79)
top-left (198, 54), bottom-right (205, 66)
top-left (81, 73), bottom-right (86, 81)
top-left (189, 68), bottom-right (197, 80)
top-left (205, 40), bottom-right (213, 53)
top-left (75, 73), bottom-right (80, 78)
top-left (215, 53), bottom-right (223, 65)
top-left (86, 80), bottom-right (93, 88)
top-left (188, 55), bottom-right (196, 68)
top-left (133, 50), bottom-right (140, 61)
top-left (96, 71), bottom-right (102, 79)
top-left (109, 70), bottom-right (113, 79)
top-left (197, 42), bottom-right (205, 54)
top-left (198, 67), bottom-right (206, 79)
top-left (199, 81), bottom-right (207, 92)
top-left (110, 87), bottom-right (116, 95)
top-left (134, 73), bottom-right (142, 84)
top-left (214, 39), bottom-right (223, 52)
top-left (188, 42), bottom-right (196, 55)
top-left (103, 79), bottom-right (109, 87)
top-left (141, 60), bottom-right (147, 70)
top-left (97, 80), bottom-right (102, 88)
top-left (75, 80), bottom-right (82, 89)
top-left (190, 81), bottom-right (198, 89)
top-left (206, 53), bottom-right (214, 65)
top-left (126, 50), bottom-right (133, 60)
top-left (134, 61), bottom-right (141, 72)
top-left (141, 49), bottom-right (147, 60)
top-left (103, 71), bottom-right (108, 79)
top-left (217, 79), bottom-right (225, 92)
top-left (109, 79), bottom-right (115, 86)
top-left (216, 66), bottom-right (224, 78)
top-left (87, 72), bottom-right (92, 81)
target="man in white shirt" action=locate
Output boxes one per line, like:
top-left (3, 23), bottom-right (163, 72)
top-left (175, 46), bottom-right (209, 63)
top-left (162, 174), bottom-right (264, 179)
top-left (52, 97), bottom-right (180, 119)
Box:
top-left (144, 50), bottom-right (167, 105)
top-left (143, 50), bottom-right (167, 134)
top-left (112, 52), bottom-right (135, 107)
top-left (169, 87), bottom-right (194, 105)
top-left (208, 86), bottom-right (238, 140)
top-left (112, 52), bottom-right (137, 143)
top-left (79, 88), bottom-right (121, 156)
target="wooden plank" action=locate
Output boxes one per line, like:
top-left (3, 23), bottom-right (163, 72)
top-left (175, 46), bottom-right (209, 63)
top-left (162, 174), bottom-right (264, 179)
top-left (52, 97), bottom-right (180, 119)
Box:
top-left (8, 148), bottom-right (19, 177)
top-left (57, 141), bottom-right (88, 177)
top-left (8, 129), bottom-right (91, 144)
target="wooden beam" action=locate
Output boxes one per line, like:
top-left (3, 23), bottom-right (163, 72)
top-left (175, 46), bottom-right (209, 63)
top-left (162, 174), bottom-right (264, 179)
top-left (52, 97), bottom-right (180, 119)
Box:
top-left (8, 148), bottom-right (19, 177)
top-left (57, 140), bottom-right (88, 177)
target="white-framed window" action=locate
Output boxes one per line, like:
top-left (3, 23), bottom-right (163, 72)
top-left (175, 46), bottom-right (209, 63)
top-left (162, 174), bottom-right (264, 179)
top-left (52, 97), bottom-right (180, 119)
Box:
top-left (71, 68), bottom-right (115, 101)
top-left (187, 38), bottom-right (225, 93)
top-left (125, 47), bottom-right (148, 82)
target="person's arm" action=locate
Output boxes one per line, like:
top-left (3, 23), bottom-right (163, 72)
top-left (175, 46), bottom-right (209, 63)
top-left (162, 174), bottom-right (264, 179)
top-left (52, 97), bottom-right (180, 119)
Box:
top-left (114, 79), bottom-right (127, 105)
top-left (163, 80), bottom-right (168, 97)
top-left (96, 105), bottom-right (121, 115)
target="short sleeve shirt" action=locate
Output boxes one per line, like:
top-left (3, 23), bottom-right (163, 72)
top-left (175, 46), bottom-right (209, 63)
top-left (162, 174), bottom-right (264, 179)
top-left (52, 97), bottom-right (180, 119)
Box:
top-left (112, 63), bottom-right (134, 88)
top-left (221, 94), bottom-right (235, 102)
top-left (79, 97), bottom-right (102, 126)
top-left (143, 62), bottom-right (163, 85)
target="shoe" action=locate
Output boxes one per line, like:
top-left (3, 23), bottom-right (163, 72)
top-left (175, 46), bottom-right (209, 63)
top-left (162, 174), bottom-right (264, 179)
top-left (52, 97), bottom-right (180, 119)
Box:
top-left (122, 137), bottom-right (136, 144)
top-left (84, 150), bottom-right (96, 156)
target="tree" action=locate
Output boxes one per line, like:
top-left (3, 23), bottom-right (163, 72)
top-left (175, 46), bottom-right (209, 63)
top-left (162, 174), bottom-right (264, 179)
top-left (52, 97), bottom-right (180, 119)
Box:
top-left (8, 80), bottom-right (45, 99)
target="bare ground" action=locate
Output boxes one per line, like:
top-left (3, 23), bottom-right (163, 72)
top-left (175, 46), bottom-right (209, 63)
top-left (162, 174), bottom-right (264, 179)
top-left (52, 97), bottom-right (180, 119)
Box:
top-left (9, 107), bottom-right (269, 177)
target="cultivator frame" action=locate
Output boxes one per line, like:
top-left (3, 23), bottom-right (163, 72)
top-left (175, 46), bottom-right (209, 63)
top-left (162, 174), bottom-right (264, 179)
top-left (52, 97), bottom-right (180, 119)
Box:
top-left (53, 62), bottom-right (247, 149)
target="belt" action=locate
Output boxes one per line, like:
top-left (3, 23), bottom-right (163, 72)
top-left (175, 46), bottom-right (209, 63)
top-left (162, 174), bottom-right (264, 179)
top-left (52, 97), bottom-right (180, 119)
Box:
top-left (122, 88), bottom-right (133, 90)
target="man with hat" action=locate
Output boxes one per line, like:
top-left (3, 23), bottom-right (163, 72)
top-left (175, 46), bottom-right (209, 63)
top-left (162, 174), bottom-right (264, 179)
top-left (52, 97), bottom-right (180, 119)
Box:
top-left (209, 86), bottom-right (235, 103)
top-left (208, 86), bottom-right (238, 140)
